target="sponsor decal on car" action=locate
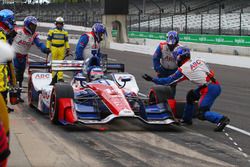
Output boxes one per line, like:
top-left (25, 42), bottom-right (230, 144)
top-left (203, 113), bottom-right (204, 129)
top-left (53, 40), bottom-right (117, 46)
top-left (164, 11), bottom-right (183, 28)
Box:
top-left (35, 73), bottom-right (50, 79)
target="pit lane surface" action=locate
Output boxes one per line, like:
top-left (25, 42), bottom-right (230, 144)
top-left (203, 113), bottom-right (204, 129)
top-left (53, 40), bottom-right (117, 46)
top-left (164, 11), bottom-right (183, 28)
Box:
top-left (9, 41), bottom-right (250, 166)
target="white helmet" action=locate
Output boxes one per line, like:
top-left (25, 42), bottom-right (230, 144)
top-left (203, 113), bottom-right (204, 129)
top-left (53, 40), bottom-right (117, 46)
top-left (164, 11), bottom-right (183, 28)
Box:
top-left (88, 67), bottom-right (104, 81)
top-left (55, 17), bottom-right (64, 24)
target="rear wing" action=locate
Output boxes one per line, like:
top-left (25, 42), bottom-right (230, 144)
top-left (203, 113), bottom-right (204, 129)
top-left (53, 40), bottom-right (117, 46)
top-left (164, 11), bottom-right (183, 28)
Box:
top-left (28, 58), bottom-right (125, 74)
top-left (51, 60), bottom-right (84, 71)
top-left (28, 60), bottom-right (84, 71)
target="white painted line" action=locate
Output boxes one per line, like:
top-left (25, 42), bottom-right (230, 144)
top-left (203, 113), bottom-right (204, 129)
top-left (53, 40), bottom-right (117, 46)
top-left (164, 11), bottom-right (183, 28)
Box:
top-left (238, 147), bottom-right (243, 152)
top-left (233, 142), bottom-right (238, 146)
top-left (29, 53), bottom-right (47, 60)
top-left (225, 133), bottom-right (229, 136)
top-left (226, 125), bottom-right (250, 137)
top-left (242, 153), bottom-right (248, 158)
top-left (229, 137), bottom-right (233, 141)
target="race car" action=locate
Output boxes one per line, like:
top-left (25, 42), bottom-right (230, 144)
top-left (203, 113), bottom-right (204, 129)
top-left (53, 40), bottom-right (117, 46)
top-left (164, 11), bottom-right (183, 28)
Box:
top-left (27, 58), bottom-right (177, 126)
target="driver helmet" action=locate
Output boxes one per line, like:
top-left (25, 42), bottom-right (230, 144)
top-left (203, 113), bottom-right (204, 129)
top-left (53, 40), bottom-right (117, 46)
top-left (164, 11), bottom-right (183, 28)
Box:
top-left (88, 67), bottom-right (104, 81)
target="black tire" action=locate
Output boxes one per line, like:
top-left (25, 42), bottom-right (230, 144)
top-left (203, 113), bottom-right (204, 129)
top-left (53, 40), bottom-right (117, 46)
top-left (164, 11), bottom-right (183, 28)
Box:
top-left (49, 83), bottom-right (74, 124)
top-left (28, 76), bottom-right (35, 107)
top-left (149, 85), bottom-right (174, 104)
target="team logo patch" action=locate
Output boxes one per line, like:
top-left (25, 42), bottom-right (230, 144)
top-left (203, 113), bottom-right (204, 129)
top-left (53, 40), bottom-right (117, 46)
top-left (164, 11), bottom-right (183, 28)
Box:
top-left (190, 60), bottom-right (202, 70)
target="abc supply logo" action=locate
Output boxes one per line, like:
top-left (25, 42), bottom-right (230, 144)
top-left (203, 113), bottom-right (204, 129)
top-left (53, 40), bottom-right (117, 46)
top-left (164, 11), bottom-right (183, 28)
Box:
top-left (35, 73), bottom-right (50, 79)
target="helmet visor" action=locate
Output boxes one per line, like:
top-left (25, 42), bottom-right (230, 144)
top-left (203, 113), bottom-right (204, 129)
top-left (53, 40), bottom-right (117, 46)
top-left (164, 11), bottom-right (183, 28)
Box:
top-left (29, 23), bottom-right (37, 34)
top-left (167, 34), bottom-right (176, 45)
top-left (56, 22), bottom-right (63, 29)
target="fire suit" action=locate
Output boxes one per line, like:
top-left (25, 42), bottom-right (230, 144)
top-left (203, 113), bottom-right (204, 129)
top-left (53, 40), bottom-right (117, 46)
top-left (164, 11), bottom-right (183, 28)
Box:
top-left (46, 28), bottom-right (70, 80)
top-left (12, 28), bottom-right (47, 87)
top-left (151, 57), bottom-right (225, 124)
top-left (152, 42), bottom-right (180, 96)
top-left (75, 31), bottom-right (101, 61)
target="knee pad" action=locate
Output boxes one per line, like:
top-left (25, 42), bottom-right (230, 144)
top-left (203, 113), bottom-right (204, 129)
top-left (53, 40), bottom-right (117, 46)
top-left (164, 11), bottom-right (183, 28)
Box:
top-left (186, 89), bottom-right (200, 104)
top-left (197, 106), bottom-right (210, 120)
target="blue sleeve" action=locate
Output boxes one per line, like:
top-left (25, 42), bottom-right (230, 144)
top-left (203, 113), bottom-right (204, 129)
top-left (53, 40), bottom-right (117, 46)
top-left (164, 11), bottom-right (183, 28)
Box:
top-left (34, 36), bottom-right (47, 53)
top-left (75, 34), bottom-right (89, 60)
top-left (152, 45), bottom-right (162, 72)
top-left (152, 69), bottom-right (184, 85)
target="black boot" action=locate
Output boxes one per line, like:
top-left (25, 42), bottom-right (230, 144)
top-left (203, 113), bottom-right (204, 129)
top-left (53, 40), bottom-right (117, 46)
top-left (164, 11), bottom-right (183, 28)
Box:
top-left (18, 96), bottom-right (24, 103)
top-left (17, 88), bottom-right (24, 103)
top-left (8, 107), bottom-right (14, 113)
top-left (179, 119), bottom-right (193, 126)
top-left (214, 116), bottom-right (230, 132)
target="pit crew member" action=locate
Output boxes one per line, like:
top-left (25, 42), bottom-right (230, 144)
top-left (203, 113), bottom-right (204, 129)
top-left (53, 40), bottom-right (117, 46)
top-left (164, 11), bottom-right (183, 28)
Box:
top-left (75, 23), bottom-right (107, 68)
top-left (143, 46), bottom-right (230, 132)
top-left (12, 16), bottom-right (50, 102)
top-left (152, 31), bottom-right (180, 97)
top-left (0, 9), bottom-right (17, 112)
top-left (46, 17), bottom-right (70, 82)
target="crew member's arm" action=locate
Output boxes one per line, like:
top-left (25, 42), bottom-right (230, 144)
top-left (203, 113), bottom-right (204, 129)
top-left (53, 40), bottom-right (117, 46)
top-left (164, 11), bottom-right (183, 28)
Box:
top-left (152, 69), bottom-right (186, 85)
top-left (33, 34), bottom-right (49, 54)
top-left (75, 34), bottom-right (89, 60)
top-left (152, 44), bottom-right (162, 72)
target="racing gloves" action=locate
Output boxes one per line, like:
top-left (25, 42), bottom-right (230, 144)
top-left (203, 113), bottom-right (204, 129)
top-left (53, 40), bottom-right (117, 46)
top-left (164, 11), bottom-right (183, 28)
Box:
top-left (142, 74), bottom-right (153, 82)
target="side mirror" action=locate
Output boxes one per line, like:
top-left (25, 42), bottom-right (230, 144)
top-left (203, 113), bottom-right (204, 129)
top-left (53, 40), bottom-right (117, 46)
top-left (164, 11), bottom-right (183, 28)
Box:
top-left (118, 76), bottom-right (131, 88)
top-left (121, 77), bottom-right (131, 82)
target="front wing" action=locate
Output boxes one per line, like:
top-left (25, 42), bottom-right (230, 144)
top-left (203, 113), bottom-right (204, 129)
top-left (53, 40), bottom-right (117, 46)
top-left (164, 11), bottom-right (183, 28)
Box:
top-left (58, 101), bottom-right (176, 126)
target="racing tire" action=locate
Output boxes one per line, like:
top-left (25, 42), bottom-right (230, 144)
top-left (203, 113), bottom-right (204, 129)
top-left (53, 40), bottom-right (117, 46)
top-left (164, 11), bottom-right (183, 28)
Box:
top-left (49, 83), bottom-right (74, 124)
top-left (148, 85), bottom-right (174, 104)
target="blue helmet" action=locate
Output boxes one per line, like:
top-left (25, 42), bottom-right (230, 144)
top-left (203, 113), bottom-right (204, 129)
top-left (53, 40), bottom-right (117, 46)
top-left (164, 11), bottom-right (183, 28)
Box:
top-left (173, 46), bottom-right (190, 67)
top-left (0, 9), bottom-right (15, 31)
top-left (24, 16), bottom-right (38, 34)
top-left (92, 23), bottom-right (107, 42)
top-left (166, 31), bottom-right (179, 51)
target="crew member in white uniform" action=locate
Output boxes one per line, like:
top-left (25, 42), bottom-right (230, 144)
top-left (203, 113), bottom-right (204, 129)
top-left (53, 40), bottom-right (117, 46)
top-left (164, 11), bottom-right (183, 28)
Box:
top-left (12, 16), bottom-right (50, 101)
top-left (143, 46), bottom-right (230, 132)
